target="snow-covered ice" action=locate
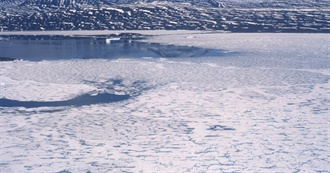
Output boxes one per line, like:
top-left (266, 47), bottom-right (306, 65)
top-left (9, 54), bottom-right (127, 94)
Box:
top-left (0, 31), bottom-right (329, 172)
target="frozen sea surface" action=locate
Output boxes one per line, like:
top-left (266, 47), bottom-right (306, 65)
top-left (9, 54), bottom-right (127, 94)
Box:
top-left (0, 31), bottom-right (329, 172)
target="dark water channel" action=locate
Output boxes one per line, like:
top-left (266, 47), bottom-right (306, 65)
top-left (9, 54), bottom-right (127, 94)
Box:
top-left (0, 34), bottom-right (225, 61)
top-left (0, 79), bottom-right (145, 109)
top-left (0, 93), bottom-right (130, 108)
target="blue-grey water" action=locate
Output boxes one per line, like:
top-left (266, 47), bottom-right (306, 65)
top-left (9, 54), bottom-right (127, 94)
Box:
top-left (0, 35), bottom-right (225, 61)
top-left (0, 93), bottom-right (130, 108)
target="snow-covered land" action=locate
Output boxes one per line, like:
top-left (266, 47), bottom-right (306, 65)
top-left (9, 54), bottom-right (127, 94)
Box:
top-left (0, 31), bottom-right (329, 172)
top-left (1, 0), bottom-right (329, 32)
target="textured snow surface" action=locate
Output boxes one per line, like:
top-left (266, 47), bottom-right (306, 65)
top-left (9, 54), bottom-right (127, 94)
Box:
top-left (0, 32), bottom-right (329, 172)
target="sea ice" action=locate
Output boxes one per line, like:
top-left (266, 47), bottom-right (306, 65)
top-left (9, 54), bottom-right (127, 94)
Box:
top-left (0, 31), bottom-right (329, 172)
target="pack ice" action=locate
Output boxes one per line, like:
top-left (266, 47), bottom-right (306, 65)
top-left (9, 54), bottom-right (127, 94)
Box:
top-left (0, 31), bottom-right (329, 173)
